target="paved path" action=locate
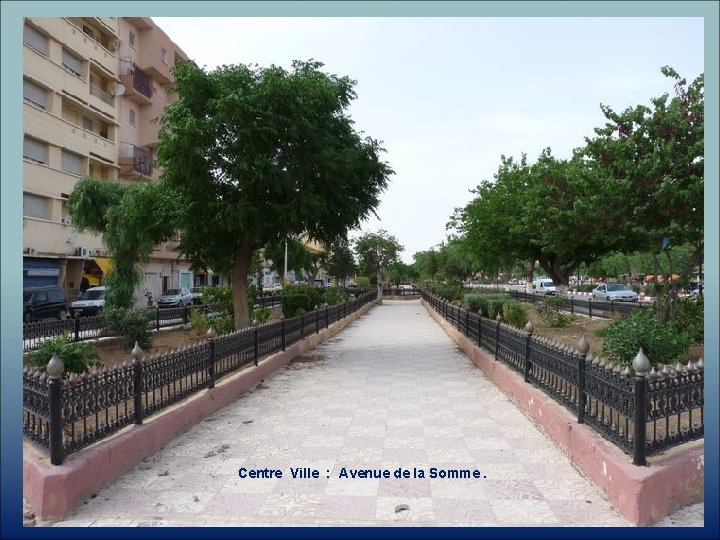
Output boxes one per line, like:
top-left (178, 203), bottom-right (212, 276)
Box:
top-left (37, 300), bottom-right (702, 527)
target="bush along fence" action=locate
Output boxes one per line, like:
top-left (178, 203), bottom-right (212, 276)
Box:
top-left (22, 294), bottom-right (283, 352)
top-left (23, 290), bottom-right (377, 465)
top-left (421, 291), bottom-right (704, 466)
top-left (507, 290), bottom-right (648, 319)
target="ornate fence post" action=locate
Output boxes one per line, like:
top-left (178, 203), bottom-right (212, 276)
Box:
top-left (207, 326), bottom-right (217, 389)
top-left (477, 308), bottom-right (483, 348)
top-left (281, 319), bottom-right (286, 351)
top-left (253, 326), bottom-right (259, 367)
top-left (588, 298), bottom-right (593, 319)
top-left (47, 353), bottom-right (65, 465)
top-left (632, 348), bottom-right (651, 466)
top-left (523, 321), bottom-right (534, 382)
top-left (156, 307), bottom-right (161, 331)
top-left (300, 314), bottom-right (304, 337)
top-left (494, 313), bottom-right (502, 359)
top-left (316, 309), bottom-right (320, 334)
top-left (325, 306), bottom-right (329, 328)
top-left (576, 335), bottom-right (590, 424)
top-left (183, 305), bottom-right (189, 325)
top-left (132, 341), bottom-right (144, 425)
top-left (465, 309), bottom-right (470, 337)
top-left (570, 296), bottom-right (574, 315)
top-left (74, 311), bottom-right (81, 342)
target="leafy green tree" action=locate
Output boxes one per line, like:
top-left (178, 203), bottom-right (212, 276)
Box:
top-left (583, 66), bottom-right (703, 321)
top-left (354, 230), bottom-right (403, 290)
top-left (325, 235), bottom-right (357, 286)
top-left (68, 178), bottom-right (178, 308)
top-left (155, 60), bottom-right (393, 328)
top-left (386, 261), bottom-right (418, 285)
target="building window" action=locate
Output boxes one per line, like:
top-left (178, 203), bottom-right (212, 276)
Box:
top-left (23, 24), bottom-right (47, 55)
top-left (23, 193), bottom-right (50, 220)
top-left (62, 48), bottom-right (83, 78)
top-left (23, 136), bottom-right (48, 164)
top-left (82, 117), bottom-right (93, 131)
top-left (129, 108), bottom-right (136, 126)
top-left (160, 47), bottom-right (168, 64)
top-left (23, 79), bottom-right (47, 109)
top-left (61, 149), bottom-right (84, 176)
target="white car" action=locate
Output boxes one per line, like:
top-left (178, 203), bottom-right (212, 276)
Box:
top-left (592, 283), bottom-right (639, 302)
top-left (157, 287), bottom-right (193, 307)
top-left (71, 286), bottom-right (106, 317)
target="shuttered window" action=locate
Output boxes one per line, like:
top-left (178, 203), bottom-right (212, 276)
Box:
top-left (24, 24), bottom-right (47, 55)
top-left (23, 79), bottom-right (47, 109)
top-left (23, 193), bottom-right (50, 219)
top-left (62, 48), bottom-right (83, 77)
top-left (23, 137), bottom-right (47, 164)
top-left (61, 149), bottom-right (84, 176)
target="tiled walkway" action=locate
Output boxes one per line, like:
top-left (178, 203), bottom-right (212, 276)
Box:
top-left (38, 300), bottom-right (702, 527)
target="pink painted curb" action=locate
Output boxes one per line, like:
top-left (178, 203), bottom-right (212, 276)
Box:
top-left (423, 300), bottom-right (704, 526)
top-left (24, 301), bottom-right (378, 520)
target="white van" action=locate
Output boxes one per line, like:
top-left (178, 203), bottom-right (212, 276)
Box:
top-left (71, 285), bottom-right (106, 317)
top-left (533, 278), bottom-right (557, 296)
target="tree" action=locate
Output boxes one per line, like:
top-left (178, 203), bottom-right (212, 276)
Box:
top-left (325, 235), bottom-right (356, 286)
top-left (353, 230), bottom-right (403, 291)
top-left (386, 261), bottom-right (418, 286)
top-left (583, 66), bottom-right (703, 321)
top-left (155, 60), bottom-right (393, 328)
top-left (68, 178), bottom-right (178, 308)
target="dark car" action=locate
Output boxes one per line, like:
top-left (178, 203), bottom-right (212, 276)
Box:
top-left (23, 286), bottom-right (69, 322)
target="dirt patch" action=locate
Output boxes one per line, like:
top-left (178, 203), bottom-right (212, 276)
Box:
top-left (289, 354), bottom-right (327, 365)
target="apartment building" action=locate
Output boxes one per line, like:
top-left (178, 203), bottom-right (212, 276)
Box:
top-left (23, 17), bottom-right (121, 299)
top-left (22, 17), bottom-right (218, 308)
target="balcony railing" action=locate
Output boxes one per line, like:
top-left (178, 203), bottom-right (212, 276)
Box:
top-left (89, 83), bottom-right (114, 105)
top-left (131, 64), bottom-right (152, 99)
top-left (133, 146), bottom-right (152, 176)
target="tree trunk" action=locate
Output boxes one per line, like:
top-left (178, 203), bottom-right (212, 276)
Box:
top-left (231, 243), bottom-right (255, 330)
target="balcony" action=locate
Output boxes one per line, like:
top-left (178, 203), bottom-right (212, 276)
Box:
top-left (119, 143), bottom-right (153, 178)
top-left (119, 64), bottom-right (153, 105)
top-left (89, 83), bottom-right (114, 106)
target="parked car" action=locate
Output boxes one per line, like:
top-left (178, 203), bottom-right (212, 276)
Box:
top-left (190, 287), bottom-right (203, 305)
top-left (70, 286), bottom-right (106, 317)
top-left (23, 286), bottom-right (68, 322)
top-left (533, 278), bottom-right (557, 296)
top-left (157, 288), bottom-right (193, 307)
top-left (592, 283), bottom-right (639, 302)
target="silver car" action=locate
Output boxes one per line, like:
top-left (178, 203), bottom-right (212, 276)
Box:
top-left (592, 283), bottom-right (639, 302)
top-left (157, 287), bottom-right (193, 307)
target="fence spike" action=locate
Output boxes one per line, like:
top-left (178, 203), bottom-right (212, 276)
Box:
top-left (696, 358), bottom-right (703, 371)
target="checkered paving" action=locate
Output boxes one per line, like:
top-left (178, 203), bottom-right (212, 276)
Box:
top-left (38, 300), bottom-right (702, 527)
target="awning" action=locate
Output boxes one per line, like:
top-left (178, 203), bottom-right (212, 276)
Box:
top-left (23, 259), bottom-right (61, 276)
top-left (83, 273), bottom-right (101, 286)
top-left (94, 256), bottom-right (113, 276)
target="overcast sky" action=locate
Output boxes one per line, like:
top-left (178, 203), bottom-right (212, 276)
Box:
top-left (152, 16), bottom-right (704, 264)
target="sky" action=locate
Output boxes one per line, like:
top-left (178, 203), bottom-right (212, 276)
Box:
top-left (152, 16), bottom-right (704, 264)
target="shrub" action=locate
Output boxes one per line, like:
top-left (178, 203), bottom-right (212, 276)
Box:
top-left (431, 281), bottom-right (463, 302)
top-left (29, 334), bottom-right (101, 374)
top-left (503, 301), bottom-right (530, 328)
top-left (574, 284), bottom-right (595, 293)
top-left (209, 315), bottom-right (236, 335)
top-left (536, 296), bottom-right (571, 327)
top-left (321, 287), bottom-right (347, 306)
top-left (478, 294), bottom-right (512, 319)
top-left (601, 308), bottom-right (692, 366)
top-left (200, 285), bottom-right (233, 314)
top-left (672, 296), bottom-right (704, 343)
top-left (464, 294), bottom-right (483, 313)
top-left (282, 293), bottom-right (312, 319)
top-left (355, 276), bottom-right (371, 289)
top-left (104, 308), bottom-right (154, 350)
top-left (189, 308), bottom-right (209, 336)
top-left (294, 307), bottom-right (307, 317)
top-left (252, 306), bottom-right (272, 324)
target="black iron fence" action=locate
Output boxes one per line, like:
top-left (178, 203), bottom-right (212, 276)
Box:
top-left (382, 287), bottom-right (423, 296)
top-left (23, 295), bottom-right (283, 352)
top-left (422, 291), bottom-right (704, 465)
top-left (507, 290), bottom-right (647, 319)
top-left (23, 291), bottom-right (377, 465)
